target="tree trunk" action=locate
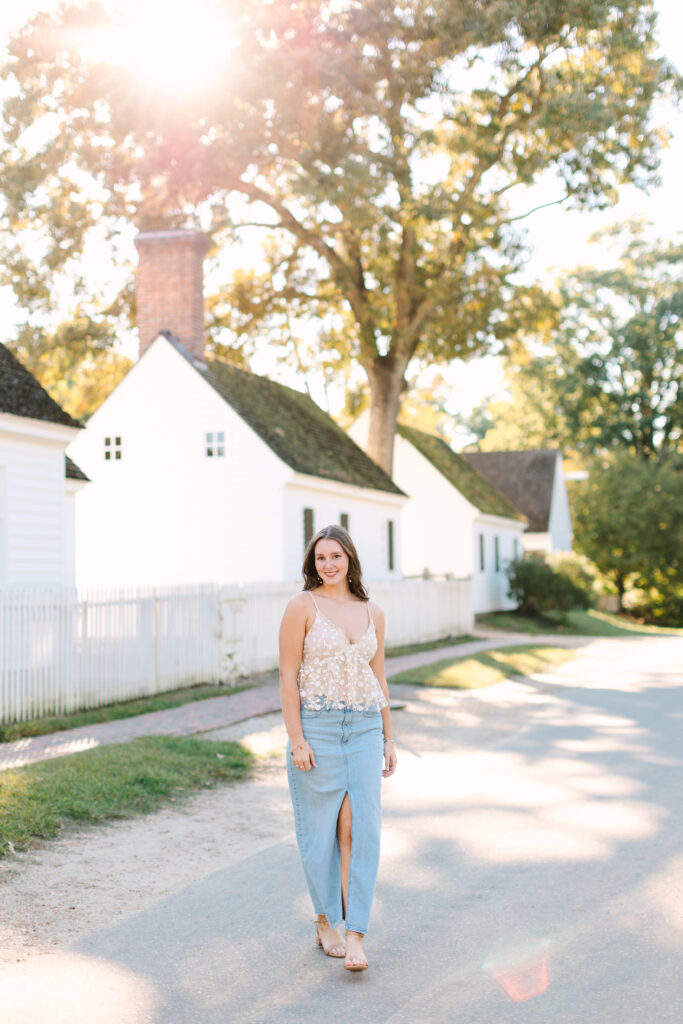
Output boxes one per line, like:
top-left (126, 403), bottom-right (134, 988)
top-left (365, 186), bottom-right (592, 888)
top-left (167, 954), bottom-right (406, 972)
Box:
top-left (615, 573), bottom-right (626, 612)
top-left (364, 359), bottom-right (407, 476)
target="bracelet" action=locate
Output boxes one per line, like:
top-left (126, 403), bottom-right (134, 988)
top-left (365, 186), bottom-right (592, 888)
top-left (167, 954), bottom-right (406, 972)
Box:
top-left (290, 740), bottom-right (306, 752)
top-left (383, 739), bottom-right (395, 745)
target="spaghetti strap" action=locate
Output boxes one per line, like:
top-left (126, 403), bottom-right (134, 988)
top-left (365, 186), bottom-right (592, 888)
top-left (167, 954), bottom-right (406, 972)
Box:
top-left (308, 591), bottom-right (320, 612)
top-left (366, 601), bottom-right (372, 626)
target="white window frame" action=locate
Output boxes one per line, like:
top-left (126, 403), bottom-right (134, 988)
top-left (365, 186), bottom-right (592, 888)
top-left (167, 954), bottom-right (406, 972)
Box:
top-left (205, 431), bottom-right (225, 458)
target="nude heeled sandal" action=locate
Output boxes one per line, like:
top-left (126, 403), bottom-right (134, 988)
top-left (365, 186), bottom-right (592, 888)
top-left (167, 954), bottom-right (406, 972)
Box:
top-left (314, 916), bottom-right (346, 958)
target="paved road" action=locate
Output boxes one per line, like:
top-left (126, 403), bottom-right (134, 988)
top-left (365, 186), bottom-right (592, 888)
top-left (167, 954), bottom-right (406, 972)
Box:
top-left (4, 633), bottom-right (683, 1023)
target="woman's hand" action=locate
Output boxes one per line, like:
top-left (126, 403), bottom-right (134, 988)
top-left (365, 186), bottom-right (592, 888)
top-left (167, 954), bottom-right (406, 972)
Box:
top-left (382, 740), bottom-right (397, 778)
top-left (290, 739), bottom-right (317, 772)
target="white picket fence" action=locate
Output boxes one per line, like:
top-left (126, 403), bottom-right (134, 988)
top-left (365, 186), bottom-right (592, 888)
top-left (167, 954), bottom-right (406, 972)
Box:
top-left (0, 578), bottom-right (472, 723)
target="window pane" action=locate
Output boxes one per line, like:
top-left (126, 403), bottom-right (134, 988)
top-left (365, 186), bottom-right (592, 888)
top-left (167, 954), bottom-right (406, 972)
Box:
top-left (340, 513), bottom-right (349, 531)
top-left (217, 446), bottom-right (225, 457)
top-left (115, 437), bottom-right (121, 446)
top-left (304, 508), bottom-right (314, 547)
top-left (217, 432), bottom-right (225, 443)
top-left (479, 534), bottom-right (485, 571)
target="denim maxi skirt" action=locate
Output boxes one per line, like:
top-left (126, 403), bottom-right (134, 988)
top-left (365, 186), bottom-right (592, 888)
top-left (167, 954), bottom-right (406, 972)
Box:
top-left (286, 706), bottom-right (383, 934)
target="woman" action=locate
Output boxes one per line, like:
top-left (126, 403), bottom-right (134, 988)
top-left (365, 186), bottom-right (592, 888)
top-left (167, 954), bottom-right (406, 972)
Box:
top-left (279, 524), bottom-right (397, 971)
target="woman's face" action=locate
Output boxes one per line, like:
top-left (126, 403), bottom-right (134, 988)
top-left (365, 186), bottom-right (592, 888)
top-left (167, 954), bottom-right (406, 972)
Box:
top-left (314, 538), bottom-right (349, 584)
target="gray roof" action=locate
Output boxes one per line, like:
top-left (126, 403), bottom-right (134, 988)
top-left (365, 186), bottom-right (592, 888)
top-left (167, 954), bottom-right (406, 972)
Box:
top-left (398, 424), bottom-right (526, 521)
top-left (462, 450), bottom-right (559, 532)
top-left (156, 337), bottom-right (404, 496)
top-left (65, 455), bottom-right (89, 482)
top-left (0, 342), bottom-right (81, 428)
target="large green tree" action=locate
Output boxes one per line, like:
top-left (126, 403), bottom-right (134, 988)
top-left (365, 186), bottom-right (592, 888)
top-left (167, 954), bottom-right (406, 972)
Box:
top-left (0, 1), bottom-right (676, 466)
top-left (467, 227), bottom-right (683, 461)
top-left (571, 452), bottom-right (682, 609)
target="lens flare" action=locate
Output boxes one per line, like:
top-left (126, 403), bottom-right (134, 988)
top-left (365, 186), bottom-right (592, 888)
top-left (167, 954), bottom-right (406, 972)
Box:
top-left (481, 937), bottom-right (551, 1003)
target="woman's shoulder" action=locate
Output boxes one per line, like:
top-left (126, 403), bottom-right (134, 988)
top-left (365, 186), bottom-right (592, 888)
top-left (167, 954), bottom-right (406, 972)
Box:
top-left (368, 599), bottom-right (385, 620)
top-left (287, 590), bottom-right (314, 609)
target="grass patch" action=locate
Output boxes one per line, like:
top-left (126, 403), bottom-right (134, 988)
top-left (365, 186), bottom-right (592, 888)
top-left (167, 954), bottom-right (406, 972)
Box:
top-left (0, 682), bottom-right (254, 743)
top-left (386, 634), bottom-right (476, 657)
top-left (0, 735), bottom-right (253, 857)
top-left (477, 609), bottom-right (683, 637)
top-left (389, 644), bottom-right (578, 689)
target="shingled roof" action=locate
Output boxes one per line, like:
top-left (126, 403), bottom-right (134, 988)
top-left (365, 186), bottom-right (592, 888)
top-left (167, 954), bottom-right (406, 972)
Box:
top-left (462, 450), bottom-right (559, 532)
top-left (65, 455), bottom-right (89, 482)
top-left (197, 358), bottom-right (404, 496)
top-left (0, 342), bottom-right (81, 428)
top-left (397, 424), bottom-right (526, 521)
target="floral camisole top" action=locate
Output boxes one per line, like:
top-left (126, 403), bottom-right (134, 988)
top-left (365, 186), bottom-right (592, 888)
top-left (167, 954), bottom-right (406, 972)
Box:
top-left (297, 593), bottom-right (388, 713)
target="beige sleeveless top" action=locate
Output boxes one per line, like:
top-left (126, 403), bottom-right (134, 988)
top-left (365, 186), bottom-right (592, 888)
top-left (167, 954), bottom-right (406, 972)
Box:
top-left (297, 593), bottom-right (388, 713)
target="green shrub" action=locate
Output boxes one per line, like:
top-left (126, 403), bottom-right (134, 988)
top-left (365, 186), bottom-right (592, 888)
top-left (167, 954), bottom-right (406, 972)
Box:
top-left (623, 585), bottom-right (683, 628)
top-left (506, 555), bottom-right (593, 617)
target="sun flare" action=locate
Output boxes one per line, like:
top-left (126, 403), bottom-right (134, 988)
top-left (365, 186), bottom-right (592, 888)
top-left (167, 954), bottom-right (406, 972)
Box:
top-left (80, 0), bottom-right (238, 96)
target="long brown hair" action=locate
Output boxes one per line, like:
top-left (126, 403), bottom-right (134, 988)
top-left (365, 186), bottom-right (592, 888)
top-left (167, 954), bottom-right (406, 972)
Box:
top-left (302, 525), bottom-right (369, 601)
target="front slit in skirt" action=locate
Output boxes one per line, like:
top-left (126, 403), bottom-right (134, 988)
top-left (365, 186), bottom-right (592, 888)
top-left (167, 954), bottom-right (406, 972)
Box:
top-left (286, 706), bottom-right (383, 934)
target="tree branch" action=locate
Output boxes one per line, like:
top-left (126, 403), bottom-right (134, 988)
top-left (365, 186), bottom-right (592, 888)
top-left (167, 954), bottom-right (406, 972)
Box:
top-left (502, 193), bottom-right (572, 224)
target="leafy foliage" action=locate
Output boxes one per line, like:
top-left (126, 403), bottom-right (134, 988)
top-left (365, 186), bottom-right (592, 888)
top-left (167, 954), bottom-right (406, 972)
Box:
top-left (0, 1), bottom-right (676, 463)
top-left (470, 225), bottom-right (683, 460)
top-left (570, 452), bottom-right (683, 618)
top-left (506, 555), bottom-right (593, 616)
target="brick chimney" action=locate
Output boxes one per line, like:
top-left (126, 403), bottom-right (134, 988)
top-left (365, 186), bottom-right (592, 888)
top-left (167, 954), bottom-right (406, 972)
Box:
top-left (134, 229), bottom-right (210, 361)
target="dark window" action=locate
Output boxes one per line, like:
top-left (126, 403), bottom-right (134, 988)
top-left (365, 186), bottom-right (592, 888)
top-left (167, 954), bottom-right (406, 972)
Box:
top-left (205, 431), bottom-right (225, 457)
top-left (387, 520), bottom-right (395, 571)
top-left (303, 508), bottom-right (314, 548)
top-left (104, 436), bottom-right (122, 461)
top-left (340, 513), bottom-right (349, 531)
top-left (513, 538), bottom-right (519, 560)
top-left (494, 536), bottom-right (500, 572)
top-left (479, 534), bottom-right (485, 572)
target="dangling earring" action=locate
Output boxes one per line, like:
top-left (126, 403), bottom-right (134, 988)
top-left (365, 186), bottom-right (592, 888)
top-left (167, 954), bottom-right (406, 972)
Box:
top-left (317, 575), bottom-right (322, 583)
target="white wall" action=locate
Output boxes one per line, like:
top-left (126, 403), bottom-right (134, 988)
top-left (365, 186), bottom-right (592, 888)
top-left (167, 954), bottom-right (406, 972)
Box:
top-left (472, 517), bottom-right (525, 613)
top-left (68, 337), bottom-right (292, 588)
top-left (282, 475), bottom-right (405, 583)
top-left (0, 416), bottom-right (78, 587)
top-left (69, 337), bottom-right (405, 589)
top-left (391, 434), bottom-right (475, 579)
top-left (548, 455), bottom-right (573, 550)
top-left (389, 432), bottom-right (525, 613)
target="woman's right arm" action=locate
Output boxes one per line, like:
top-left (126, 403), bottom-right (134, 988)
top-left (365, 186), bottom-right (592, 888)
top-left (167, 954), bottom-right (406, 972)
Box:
top-left (279, 595), bottom-right (317, 770)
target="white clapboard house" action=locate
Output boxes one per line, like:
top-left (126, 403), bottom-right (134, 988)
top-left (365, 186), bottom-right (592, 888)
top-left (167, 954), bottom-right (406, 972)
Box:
top-left (462, 449), bottom-right (573, 554)
top-left (67, 230), bottom-right (406, 588)
top-left (0, 342), bottom-right (88, 587)
top-left (349, 415), bottom-right (527, 613)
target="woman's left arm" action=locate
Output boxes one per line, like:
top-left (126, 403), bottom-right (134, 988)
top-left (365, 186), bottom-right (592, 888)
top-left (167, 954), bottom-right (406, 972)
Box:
top-left (369, 604), bottom-right (397, 778)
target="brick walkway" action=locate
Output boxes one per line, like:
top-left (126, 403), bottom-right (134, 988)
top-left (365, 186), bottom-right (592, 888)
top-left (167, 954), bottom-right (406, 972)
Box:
top-left (0, 631), bottom-right (587, 771)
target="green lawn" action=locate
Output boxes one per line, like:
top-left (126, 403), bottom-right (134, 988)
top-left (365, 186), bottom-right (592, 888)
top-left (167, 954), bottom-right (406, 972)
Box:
top-left (389, 644), bottom-right (578, 689)
top-left (386, 634), bottom-right (476, 657)
top-left (0, 736), bottom-right (253, 857)
top-left (0, 682), bottom-right (253, 743)
top-left (476, 609), bottom-right (683, 637)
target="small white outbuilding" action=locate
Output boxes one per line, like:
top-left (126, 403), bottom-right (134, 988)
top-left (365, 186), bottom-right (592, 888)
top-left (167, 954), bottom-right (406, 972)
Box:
top-left (462, 449), bottom-right (573, 554)
top-left (392, 424), bottom-right (527, 613)
top-left (0, 342), bottom-right (88, 588)
top-left (348, 414), bottom-right (527, 615)
top-left (68, 230), bottom-right (406, 588)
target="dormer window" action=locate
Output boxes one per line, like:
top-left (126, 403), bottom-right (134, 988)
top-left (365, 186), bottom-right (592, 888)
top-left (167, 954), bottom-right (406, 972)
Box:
top-left (205, 431), bottom-right (225, 457)
top-left (104, 436), bottom-right (122, 460)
